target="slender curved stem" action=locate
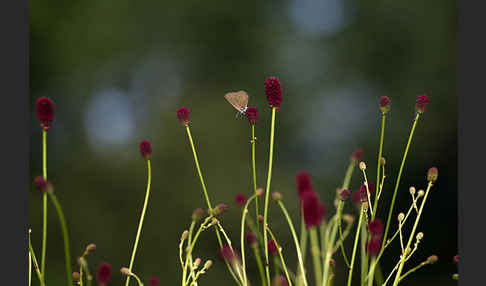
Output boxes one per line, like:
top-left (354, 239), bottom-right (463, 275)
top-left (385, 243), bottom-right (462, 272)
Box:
top-left (266, 227), bottom-right (292, 286)
top-left (41, 130), bottom-right (47, 277)
top-left (397, 261), bottom-right (429, 283)
top-left (383, 113), bottom-right (420, 246)
top-left (28, 230), bottom-right (32, 286)
top-left (241, 194), bottom-right (258, 286)
top-left (187, 221), bottom-right (197, 283)
top-left (277, 201), bottom-right (308, 286)
top-left (48, 192), bottom-right (72, 286)
top-left (251, 125), bottom-right (260, 234)
top-left (184, 125), bottom-right (240, 284)
top-left (29, 234), bottom-right (45, 286)
top-left (347, 205), bottom-right (364, 286)
top-left (263, 107), bottom-right (277, 286)
top-left (185, 126), bottom-right (212, 209)
top-left (80, 264), bottom-right (84, 286)
top-left (125, 160), bottom-right (152, 286)
top-left (130, 272), bottom-right (144, 286)
top-left (372, 114), bottom-right (386, 219)
top-left (392, 182), bottom-right (433, 286)
top-left (337, 201), bottom-right (350, 267)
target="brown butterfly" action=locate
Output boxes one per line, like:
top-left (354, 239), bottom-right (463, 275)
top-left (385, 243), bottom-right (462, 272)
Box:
top-left (224, 90), bottom-right (249, 116)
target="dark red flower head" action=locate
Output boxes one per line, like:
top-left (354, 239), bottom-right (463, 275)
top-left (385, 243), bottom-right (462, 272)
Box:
top-left (339, 189), bottom-right (351, 201)
top-left (139, 140), bottom-right (152, 160)
top-left (366, 237), bottom-right (382, 257)
top-left (351, 149), bottom-right (363, 163)
top-left (264, 77), bottom-right (282, 110)
top-left (245, 232), bottom-right (257, 247)
top-left (415, 94), bottom-right (429, 114)
top-left (150, 277), bottom-right (160, 286)
top-left (453, 255), bottom-right (459, 265)
top-left (219, 244), bottom-right (237, 263)
top-left (268, 240), bottom-right (278, 256)
top-left (296, 171), bottom-right (313, 200)
top-left (97, 262), bottom-right (112, 285)
top-left (302, 191), bottom-right (325, 229)
top-left (359, 182), bottom-right (374, 202)
top-left (245, 107), bottom-right (259, 125)
top-left (34, 176), bottom-right (49, 193)
top-left (36, 97), bottom-right (54, 131)
top-left (234, 193), bottom-right (247, 207)
top-left (379, 96), bottom-right (391, 114)
top-left (177, 107), bottom-right (191, 126)
top-left (368, 219), bottom-right (384, 237)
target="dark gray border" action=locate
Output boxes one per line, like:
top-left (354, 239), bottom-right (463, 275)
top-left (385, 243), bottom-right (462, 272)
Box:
top-left (458, 0), bottom-right (485, 285)
top-left (0, 0), bottom-right (29, 282)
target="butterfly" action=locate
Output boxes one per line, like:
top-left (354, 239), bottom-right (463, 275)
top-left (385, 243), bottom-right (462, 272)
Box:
top-left (224, 90), bottom-right (248, 117)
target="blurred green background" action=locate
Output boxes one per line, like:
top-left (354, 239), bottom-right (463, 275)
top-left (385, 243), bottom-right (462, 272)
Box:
top-left (29, 0), bottom-right (457, 285)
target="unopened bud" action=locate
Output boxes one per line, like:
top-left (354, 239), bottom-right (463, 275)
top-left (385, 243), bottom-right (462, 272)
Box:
top-left (212, 203), bottom-right (227, 216)
top-left (85, 243), bottom-right (96, 255)
top-left (204, 260), bottom-right (213, 269)
top-left (329, 258), bottom-right (335, 267)
top-left (120, 267), bottom-right (131, 276)
top-left (256, 188), bottom-right (264, 196)
top-left (398, 213), bottom-right (405, 222)
top-left (258, 215), bottom-right (264, 222)
top-left (380, 157), bottom-right (386, 166)
top-left (418, 190), bottom-right (425, 197)
top-left (192, 208), bottom-right (204, 221)
top-left (339, 189), bottom-right (351, 201)
top-left (272, 192), bottom-right (282, 202)
top-left (427, 255), bottom-right (438, 264)
top-left (359, 161), bottom-right (366, 171)
top-left (194, 258), bottom-right (202, 268)
top-left (409, 187), bottom-right (416, 195)
top-left (72, 272), bottom-right (80, 281)
top-left (452, 273), bottom-right (459, 280)
top-left (181, 230), bottom-right (189, 241)
top-left (427, 167), bottom-right (438, 182)
top-left (416, 232), bottom-right (424, 240)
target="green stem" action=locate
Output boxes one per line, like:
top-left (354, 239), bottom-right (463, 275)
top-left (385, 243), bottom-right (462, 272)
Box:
top-left (266, 227), bottom-right (293, 286)
top-left (41, 130), bottom-right (47, 277)
top-left (296, 212), bottom-right (308, 286)
top-left (125, 160), bottom-right (152, 286)
top-left (263, 107), bottom-right (277, 286)
top-left (322, 160), bottom-right (356, 285)
top-left (278, 201), bottom-right (308, 286)
top-left (184, 125), bottom-right (239, 284)
top-left (397, 261), bottom-right (429, 283)
top-left (185, 126), bottom-right (212, 209)
top-left (309, 228), bottom-right (322, 286)
top-left (383, 113), bottom-right (420, 246)
top-left (29, 235), bottom-right (45, 286)
top-left (392, 182), bottom-right (433, 286)
top-left (48, 192), bottom-right (72, 286)
top-left (187, 221), bottom-right (197, 283)
top-left (368, 258), bottom-right (376, 286)
top-left (251, 125), bottom-right (260, 234)
top-left (347, 205), bottom-right (364, 286)
top-left (241, 195), bottom-right (258, 286)
top-left (130, 272), bottom-right (144, 286)
top-left (183, 217), bottom-right (213, 286)
top-left (337, 201), bottom-right (350, 267)
top-left (252, 246), bottom-right (267, 286)
top-left (372, 114), bottom-right (386, 219)
top-left (360, 224), bottom-right (368, 285)
top-left (80, 264), bottom-right (84, 286)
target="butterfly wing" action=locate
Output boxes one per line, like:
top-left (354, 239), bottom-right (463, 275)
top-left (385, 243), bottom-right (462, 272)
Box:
top-left (224, 91), bottom-right (248, 112)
